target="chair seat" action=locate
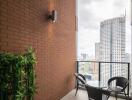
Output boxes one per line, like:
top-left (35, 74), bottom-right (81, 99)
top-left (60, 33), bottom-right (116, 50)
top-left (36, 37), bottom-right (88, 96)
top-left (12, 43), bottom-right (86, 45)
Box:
top-left (109, 86), bottom-right (123, 92)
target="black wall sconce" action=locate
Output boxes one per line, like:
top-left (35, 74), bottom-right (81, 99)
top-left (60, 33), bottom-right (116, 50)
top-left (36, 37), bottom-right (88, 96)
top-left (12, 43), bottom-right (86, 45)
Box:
top-left (48, 10), bottom-right (57, 23)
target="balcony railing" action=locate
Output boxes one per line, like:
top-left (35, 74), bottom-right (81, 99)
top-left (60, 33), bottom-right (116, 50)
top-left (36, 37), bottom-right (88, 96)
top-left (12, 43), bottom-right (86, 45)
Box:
top-left (76, 61), bottom-right (130, 97)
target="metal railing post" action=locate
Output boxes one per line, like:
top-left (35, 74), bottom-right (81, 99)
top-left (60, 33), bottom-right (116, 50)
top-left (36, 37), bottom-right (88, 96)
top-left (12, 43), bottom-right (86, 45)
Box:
top-left (76, 61), bottom-right (79, 73)
top-left (128, 63), bottom-right (130, 98)
top-left (99, 62), bottom-right (101, 87)
top-left (75, 61), bottom-right (79, 88)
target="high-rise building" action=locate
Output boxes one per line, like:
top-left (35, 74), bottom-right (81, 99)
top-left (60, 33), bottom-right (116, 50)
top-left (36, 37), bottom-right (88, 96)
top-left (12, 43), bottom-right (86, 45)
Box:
top-left (95, 43), bottom-right (100, 61)
top-left (125, 53), bottom-right (131, 62)
top-left (79, 53), bottom-right (89, 61)
top-left (99, 17), bottom-right (126, 86)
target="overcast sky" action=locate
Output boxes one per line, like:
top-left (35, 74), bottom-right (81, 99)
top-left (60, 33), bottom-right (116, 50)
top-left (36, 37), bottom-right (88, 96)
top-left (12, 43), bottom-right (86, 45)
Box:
top-left (77, 0), bottom-right (131, 59)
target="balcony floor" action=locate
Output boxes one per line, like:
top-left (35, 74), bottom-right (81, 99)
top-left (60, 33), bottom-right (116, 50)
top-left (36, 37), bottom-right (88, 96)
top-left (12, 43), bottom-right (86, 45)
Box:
top-left (61, 89), bottom-right (125, 100)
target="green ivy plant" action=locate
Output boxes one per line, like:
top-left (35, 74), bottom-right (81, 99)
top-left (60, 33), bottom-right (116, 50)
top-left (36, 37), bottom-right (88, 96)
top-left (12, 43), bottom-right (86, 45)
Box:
top-left (0, 47), bottom-right (36, 100)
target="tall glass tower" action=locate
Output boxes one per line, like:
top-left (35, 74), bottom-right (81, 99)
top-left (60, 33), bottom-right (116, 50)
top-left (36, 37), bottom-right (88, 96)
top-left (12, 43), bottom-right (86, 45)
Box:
top-left (99, 17), bottom-right (126, 86)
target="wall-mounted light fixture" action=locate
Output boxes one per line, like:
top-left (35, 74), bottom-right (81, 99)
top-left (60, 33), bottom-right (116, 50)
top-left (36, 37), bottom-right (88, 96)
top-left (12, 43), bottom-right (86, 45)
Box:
top-left (48, 10), bottom-right (57, 23)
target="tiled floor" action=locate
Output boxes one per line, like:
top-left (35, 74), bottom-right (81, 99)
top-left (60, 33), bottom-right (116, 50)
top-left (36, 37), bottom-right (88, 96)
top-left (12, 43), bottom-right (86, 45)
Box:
top-left (61, 89), bottom-right (125, 100)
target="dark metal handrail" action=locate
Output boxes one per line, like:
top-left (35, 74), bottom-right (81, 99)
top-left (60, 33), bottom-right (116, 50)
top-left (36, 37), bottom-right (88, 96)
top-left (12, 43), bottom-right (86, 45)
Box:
top-left (77, 60), bottom-right (129, 64)
top-left (76, 61), bottom-right (130, 98)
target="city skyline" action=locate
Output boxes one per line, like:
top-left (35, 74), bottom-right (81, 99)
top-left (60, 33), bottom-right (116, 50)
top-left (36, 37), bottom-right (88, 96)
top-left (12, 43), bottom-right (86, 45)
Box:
top-left (78, 16), bottom-right (130, 88)
top-left (77, 0), bottom-right (131, 59)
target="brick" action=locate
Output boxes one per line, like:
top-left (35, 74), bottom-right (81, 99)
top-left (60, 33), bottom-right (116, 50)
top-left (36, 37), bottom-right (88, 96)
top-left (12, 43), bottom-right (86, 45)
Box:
top-left (0, 0), bottom-right (76, 100)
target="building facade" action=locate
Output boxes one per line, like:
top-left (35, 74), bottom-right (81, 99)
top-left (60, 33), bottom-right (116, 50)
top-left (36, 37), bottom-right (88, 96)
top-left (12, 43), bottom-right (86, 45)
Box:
top-left (95, 43), bottom-right (100, 61)
top-left (99, 17), bottom-right (126, 86)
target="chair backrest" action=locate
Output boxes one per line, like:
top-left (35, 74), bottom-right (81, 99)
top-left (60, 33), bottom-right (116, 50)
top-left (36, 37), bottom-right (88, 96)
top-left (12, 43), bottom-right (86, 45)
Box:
top-left (86, 85), bottom-right (102, 100)
top-left (108, 76), bottom-right (129, 91)
top-left (116, 77), bottom-right (129, 90)
top-left (74, 73), bottom-right (86, 85)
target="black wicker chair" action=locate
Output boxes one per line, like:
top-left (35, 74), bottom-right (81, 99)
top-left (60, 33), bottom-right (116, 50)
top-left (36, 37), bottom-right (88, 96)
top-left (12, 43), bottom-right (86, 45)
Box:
top-left (108, 76), bottom-right (129, 100)
top-left (86, 84), bottom-right (110, 100)
top-left (74, 73), bottom-right (86, 95)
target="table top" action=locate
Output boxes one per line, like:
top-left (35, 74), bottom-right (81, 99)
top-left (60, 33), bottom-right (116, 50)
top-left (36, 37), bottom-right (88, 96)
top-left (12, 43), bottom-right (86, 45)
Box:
top-left (86, 80), bottom-right (102, 88)
top-left (86, 80), bottom-right (129, 94)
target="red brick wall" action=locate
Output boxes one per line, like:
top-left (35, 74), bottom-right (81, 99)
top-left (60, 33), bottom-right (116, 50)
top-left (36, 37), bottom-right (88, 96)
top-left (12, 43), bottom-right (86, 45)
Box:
top-left (0, 0), bottom-right (76, 100)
